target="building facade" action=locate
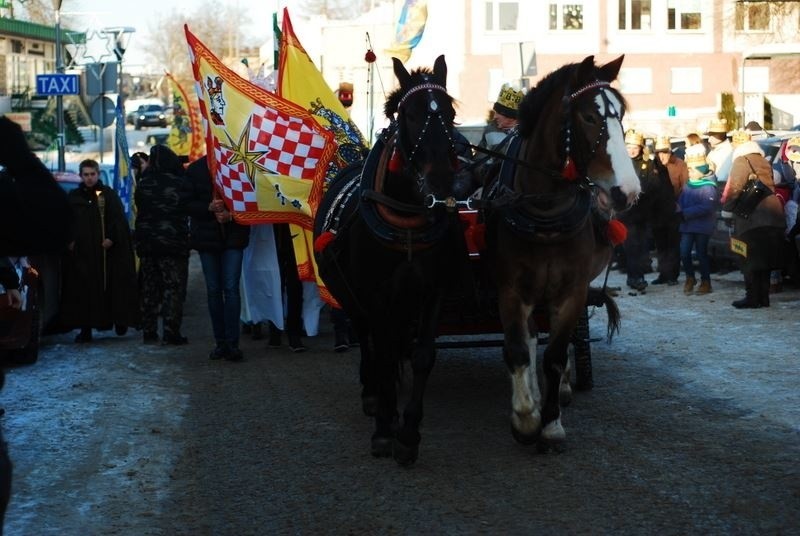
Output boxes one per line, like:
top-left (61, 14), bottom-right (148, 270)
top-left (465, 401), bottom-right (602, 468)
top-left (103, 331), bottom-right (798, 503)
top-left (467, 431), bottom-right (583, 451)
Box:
top-left (291, 0), bottom-right (800, 138)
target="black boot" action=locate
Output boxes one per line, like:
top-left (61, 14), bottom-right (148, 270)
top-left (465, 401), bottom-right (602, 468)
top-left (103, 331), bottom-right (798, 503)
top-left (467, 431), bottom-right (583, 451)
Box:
top-left (331, 308), bottom-right (350, 352)
top-left (756, 270), bottom-right (771, 307)
top-left (732, 272), bottom-right (760, 308)
top-left (267, 321), bottom-right (282, 348)
top-left (74, 327), bottom-right (92, 343)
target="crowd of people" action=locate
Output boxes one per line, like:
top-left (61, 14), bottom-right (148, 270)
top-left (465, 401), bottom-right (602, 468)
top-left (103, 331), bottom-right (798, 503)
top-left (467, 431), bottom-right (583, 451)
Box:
top-left (617, 120), bottom-right (800, 308)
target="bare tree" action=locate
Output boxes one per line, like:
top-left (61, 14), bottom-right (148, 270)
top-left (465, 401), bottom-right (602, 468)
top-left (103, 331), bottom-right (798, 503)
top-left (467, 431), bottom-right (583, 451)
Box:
top-left (296, 0), bottom-right (391, 20)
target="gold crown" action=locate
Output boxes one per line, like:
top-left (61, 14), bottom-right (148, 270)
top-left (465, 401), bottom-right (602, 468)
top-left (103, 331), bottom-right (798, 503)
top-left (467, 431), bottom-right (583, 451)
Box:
top-left (731, 129), bottom-right (751, 145)
top-left (338, 82), bottom-right (353, 92)
top-left (493, 84), bottom-right (524, 117)
top-left (624, 129), bottom-right (644, 147)
top-left (684, 144), bottom-right (708, 169)
top-left (706, 118), bottom-right (728, 134)
top-left (654, 135), bottom-right (671, 152)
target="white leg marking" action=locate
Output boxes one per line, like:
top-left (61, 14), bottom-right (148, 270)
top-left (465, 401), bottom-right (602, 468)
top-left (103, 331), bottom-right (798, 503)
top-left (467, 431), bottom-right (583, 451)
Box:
top-left (510, 331), bottom-right (541, 436)
top-left (542, 417), bottom-right (566, 442)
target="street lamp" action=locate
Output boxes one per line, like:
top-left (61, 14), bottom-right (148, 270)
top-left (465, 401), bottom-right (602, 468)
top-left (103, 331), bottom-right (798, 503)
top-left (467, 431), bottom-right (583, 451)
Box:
top-left (102, 27), bottom-right (135, 95)
top-left (52, 0), bottom-right (65, 172)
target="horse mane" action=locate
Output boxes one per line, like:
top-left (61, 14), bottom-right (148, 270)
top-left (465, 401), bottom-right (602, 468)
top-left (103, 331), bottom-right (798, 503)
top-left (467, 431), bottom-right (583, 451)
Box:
top-left (517, 61), bottom-right (580, 139)
top-left (517, 60), bottom-right (628, 138)
top-left (384, 66), bottom-right (453, 119)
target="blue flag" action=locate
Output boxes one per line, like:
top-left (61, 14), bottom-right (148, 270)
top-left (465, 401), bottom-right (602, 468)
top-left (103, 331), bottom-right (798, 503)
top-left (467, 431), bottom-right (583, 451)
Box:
top-left (114, 95), bottom-right (135, 226)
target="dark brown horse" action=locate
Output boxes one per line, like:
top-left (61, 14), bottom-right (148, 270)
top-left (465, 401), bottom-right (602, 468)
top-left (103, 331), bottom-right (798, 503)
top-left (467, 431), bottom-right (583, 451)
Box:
top-left (314, 55), bottom-right (470, 465)
top-left (482, 55), bottom-right (640, 451)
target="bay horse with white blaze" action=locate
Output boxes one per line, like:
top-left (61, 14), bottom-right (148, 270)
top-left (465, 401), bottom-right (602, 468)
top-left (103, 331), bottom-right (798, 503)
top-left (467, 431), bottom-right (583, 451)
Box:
top-left (481, 55), bottom-right (640, 452)
top-left (314, 55), bottom-right (470, 465)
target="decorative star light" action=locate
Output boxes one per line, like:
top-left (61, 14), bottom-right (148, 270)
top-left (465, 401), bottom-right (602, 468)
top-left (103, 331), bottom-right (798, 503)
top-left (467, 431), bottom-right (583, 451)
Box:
top-left (220, 116), bottom-right (269, 183)
top-left (62, 14), bottom-right (118, 67)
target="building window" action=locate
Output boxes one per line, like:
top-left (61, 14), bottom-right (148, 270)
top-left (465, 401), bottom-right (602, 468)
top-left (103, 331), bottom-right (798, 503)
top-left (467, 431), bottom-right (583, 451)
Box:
top-left (619, 0), bottom-right (651, 30)
top-left (484, 1), bottom-right (519, 32)
top-left (618, 67), bottom-right (653, 95)
top-left (11, 39), bottom-right (24, 54)
top-left (667, 0), bottom-right (701, 30)
top-left (549, 2), bottom-right (584, 30)
top-left (670, 67), bottom-right (702, 94)
top-left (735, 2), bottom-right (770, 32)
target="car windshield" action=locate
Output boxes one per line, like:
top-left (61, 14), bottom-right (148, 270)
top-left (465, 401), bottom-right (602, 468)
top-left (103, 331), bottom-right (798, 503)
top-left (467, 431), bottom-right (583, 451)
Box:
top-left (142, 105), bottom-right (162, 112)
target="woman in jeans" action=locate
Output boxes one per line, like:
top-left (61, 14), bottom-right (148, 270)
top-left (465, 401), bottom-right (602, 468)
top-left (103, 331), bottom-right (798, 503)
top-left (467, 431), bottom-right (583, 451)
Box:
top-left (181, 156), bottom-right (250, 360)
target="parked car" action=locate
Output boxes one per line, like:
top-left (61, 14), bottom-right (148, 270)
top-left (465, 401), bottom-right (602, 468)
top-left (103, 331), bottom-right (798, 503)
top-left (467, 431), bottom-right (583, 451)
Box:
top-left (133, 104), bottom-right (169, 130)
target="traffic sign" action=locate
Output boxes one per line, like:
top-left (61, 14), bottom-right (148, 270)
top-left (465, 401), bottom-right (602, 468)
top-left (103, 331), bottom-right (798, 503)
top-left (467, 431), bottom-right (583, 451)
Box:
top-left (36, 74), bottom-right (80, 96)
top-left (90, 96), bottom-right (116, 128)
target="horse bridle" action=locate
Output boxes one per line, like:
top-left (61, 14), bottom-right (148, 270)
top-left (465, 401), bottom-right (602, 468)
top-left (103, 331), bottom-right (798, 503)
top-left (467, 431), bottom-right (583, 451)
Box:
top-left (393, 79), bottom-right (470, 209)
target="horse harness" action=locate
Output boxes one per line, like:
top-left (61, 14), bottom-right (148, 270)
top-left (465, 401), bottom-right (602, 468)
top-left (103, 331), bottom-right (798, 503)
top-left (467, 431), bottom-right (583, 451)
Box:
top-left (477, 79), bottom-right (622, 244)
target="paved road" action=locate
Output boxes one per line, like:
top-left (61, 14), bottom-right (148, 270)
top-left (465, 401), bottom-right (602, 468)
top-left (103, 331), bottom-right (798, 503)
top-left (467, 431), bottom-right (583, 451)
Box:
top-left (2, 255), bottom-right (799, 534)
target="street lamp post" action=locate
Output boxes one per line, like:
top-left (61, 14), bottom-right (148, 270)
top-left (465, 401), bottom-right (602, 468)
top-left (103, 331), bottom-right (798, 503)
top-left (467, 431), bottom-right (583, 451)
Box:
top-left (102, 27), bottom-right (135, 104)
top-left (52, 0), bottom-right (65, 172)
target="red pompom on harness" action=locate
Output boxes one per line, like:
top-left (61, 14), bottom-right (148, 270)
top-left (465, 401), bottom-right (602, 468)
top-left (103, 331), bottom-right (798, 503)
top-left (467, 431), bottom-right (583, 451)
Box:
top-left (388, 148), bottom-right (403, 173)
top-left (607, 219), bottom-right (627, 245)
top-left (314, 230), bottom-right (336, 253)
top-left (562, 156), bottom-right (578, 181)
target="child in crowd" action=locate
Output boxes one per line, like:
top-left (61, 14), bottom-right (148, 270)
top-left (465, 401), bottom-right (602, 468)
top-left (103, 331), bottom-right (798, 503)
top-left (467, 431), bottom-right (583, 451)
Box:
top-left (677, 144), bottom-right (718, 295)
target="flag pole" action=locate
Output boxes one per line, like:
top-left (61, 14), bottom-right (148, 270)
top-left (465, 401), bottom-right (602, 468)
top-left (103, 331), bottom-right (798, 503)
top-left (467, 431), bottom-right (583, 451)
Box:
top-left (365, 33), bottom-right (376, 147)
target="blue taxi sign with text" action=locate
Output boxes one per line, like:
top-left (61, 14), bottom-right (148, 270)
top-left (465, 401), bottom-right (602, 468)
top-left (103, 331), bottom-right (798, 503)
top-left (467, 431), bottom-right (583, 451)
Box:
top-left (36, 74), bottom-right (80, 96)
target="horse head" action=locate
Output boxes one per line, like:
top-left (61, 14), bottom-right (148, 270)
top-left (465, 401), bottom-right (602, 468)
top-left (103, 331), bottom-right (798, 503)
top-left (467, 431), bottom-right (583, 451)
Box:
top-left (384, 55), bottom-right (466, 208)
top-left (518, 55), bottom-right (640, 213)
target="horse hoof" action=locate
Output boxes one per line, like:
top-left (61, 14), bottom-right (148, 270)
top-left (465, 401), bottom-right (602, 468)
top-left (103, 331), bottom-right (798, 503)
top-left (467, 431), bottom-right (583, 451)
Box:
top-left (392, 438), bottom-right (418, 466)
top-left (362, 395), bottom-right (378, 417)
top-left (371, 436), bottom-right (393, 458)
top-left (510, 424), bottom-right (540, 445)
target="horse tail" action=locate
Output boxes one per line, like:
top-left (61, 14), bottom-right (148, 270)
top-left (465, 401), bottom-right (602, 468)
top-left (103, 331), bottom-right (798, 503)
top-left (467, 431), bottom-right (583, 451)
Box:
top-left (588, 287), bottom-right (621, 342)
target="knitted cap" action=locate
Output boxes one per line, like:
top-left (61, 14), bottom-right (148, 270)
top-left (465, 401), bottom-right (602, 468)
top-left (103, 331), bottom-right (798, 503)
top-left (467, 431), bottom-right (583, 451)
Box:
top-left (493, 84), bottom-right (524, 119)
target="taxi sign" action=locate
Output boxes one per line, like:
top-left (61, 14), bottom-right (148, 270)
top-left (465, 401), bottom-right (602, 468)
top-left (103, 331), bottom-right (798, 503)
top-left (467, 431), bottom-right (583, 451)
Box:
top-left (36, 74), bottom-right (80, 95)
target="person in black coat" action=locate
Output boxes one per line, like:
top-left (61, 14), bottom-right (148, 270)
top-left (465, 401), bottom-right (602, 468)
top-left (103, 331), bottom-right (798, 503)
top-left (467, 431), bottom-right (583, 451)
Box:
top-left (134, 145), bottom-right (189, 344)
top-left (0, 116), bottom-right (71, 256)
top-left (181, 156), bottom-right (250, 361)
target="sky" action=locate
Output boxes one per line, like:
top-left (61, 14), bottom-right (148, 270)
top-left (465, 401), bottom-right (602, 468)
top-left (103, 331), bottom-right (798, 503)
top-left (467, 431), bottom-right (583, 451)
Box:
top-left (65, 0), bottom-right (286, 68)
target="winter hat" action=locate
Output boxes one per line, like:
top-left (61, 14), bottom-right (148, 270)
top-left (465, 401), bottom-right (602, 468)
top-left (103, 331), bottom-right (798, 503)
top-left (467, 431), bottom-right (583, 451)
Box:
top-left (624, 129), bottom-right (644, 147)
top-left (685, 143), bottom-right (709, 174)
top-left (493, 84), bottom-right (524, 119)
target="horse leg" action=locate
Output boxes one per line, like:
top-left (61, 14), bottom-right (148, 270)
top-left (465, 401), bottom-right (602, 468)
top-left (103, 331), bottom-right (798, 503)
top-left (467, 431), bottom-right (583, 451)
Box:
top-left (392, 303), bottom-right (441, 466)
top-left (498, 289), bottom-right (541, 444)
top-left (370, 328), bottom-right (399, 458)
top-left (539, 302), bottom-right (583, 452)
top-left (356, 321), bottom-right (379, 416)
top-left (560, 357), bottom-right (573, 407)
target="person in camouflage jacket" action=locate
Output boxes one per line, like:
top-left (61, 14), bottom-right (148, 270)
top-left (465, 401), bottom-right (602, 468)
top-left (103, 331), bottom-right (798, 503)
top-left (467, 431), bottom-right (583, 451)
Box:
top-left (133, 145), bottom-right (190, 344)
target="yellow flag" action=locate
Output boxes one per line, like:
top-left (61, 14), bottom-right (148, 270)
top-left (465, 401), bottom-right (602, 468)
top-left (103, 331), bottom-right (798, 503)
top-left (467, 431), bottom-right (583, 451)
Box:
top-left (165, 72), bottom-right (205, 163)
top-left (185, 25), bottom-right (336, 227)
top-left (277, 9), bottom-right (370, 306)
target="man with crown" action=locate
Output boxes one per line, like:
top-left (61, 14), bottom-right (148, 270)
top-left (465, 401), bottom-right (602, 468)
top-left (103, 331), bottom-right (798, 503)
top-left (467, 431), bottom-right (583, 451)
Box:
top-left (479, 83), bottom-right (524, 150)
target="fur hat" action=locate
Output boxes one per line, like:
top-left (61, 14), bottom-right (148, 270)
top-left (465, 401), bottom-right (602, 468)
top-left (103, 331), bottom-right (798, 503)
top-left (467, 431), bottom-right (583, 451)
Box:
top-left (654, 135), bottom-right (671, 152)
top-left (685, 143), bottom-right (709, 174)
top-left (493, 84), bottom-right (524, 119)
top-left (786, 137), bottom-right (800, 163)
top-left (705, 118), bottom-right (729, 134)
top-left (731, 129), bottom-right (752, 146)
top-left (624, 129), bottom-right (644, 147)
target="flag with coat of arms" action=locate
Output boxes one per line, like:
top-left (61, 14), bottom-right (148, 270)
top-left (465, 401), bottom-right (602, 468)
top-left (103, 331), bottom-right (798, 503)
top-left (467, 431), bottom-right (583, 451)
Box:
top-left (165, 72), bottom-right (205, 164)
top-left (184, 24), bottom-right (336, 228)
top-left (277, 8), bottom-right (369, 306)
